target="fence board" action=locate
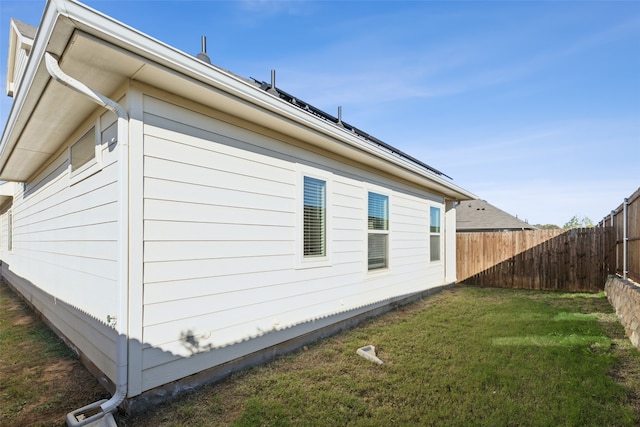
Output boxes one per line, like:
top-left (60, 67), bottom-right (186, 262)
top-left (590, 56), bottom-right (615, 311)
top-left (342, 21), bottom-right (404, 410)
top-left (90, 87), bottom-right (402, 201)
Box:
top-left (457, 228), bottom-right (615, 292)
top-left (456, 230), bottom-right (564, 282)
top-left (601, 188), bottom-right (640, 283)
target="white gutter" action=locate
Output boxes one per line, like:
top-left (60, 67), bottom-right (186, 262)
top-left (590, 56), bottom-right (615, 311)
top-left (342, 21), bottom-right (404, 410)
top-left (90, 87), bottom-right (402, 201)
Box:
top-left (44, 52), bottom-right (129, 425)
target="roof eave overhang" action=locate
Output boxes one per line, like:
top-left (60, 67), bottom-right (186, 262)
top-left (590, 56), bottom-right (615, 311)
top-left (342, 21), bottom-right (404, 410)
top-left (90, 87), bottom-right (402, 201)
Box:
top-left (0, 0), bottom-right (476, 201)
top-left (0, 0), bottom-right (76, 181)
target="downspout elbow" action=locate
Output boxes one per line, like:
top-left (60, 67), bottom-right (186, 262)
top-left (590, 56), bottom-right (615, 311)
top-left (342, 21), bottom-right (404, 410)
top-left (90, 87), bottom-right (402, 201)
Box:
top-left (44, 53), bottom-right (128, 120)
top-left (100, 387), bottom-right (127, 414)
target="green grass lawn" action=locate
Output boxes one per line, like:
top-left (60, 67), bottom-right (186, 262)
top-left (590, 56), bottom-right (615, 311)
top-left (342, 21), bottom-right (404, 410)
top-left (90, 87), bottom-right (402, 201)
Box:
top-left (3, 282), bottom-right (640, 426)
top-left (0, 282), bottom-right (109, 427)
top-left (117, 285), bottom-right (640, 427)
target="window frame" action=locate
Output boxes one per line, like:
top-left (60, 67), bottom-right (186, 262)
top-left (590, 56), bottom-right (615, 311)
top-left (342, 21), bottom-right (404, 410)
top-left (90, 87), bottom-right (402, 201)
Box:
top-left (303, 176), bottom-right (327, 258)
top-left (296, 168), bottom-right (332, 269)
top-left (367, 190), bottom-right (390, 272)
top-left (70, 126), bottom-right (97, 173)
top-left (429, 205), bottom-right (442, 262)
top-left (69, 116), bottom-right (112, 185)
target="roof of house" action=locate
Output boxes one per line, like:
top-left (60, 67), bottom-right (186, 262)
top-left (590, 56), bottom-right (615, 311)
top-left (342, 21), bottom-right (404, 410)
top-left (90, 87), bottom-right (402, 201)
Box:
top-left (0, 0), bottom-right (476, 200)
top-left (5, 19), bottom-right (37, 97)
top-left (456, 199), bottom-right (537, 232)
top-left (12, 19), bottom-right (37, 39)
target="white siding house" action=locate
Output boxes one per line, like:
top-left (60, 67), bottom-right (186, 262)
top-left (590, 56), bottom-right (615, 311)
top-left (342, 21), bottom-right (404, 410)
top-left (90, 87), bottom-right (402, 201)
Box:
top-left (0, 0), bottom-right (476, 418)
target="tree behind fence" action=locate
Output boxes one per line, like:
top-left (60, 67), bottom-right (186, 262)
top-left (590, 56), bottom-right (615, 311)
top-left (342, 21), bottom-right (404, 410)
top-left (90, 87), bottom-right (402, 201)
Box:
top-left (457, 228), bottom-right (615, 292)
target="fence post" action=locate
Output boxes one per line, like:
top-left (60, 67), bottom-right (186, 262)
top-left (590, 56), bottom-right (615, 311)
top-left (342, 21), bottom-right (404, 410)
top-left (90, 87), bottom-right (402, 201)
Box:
top-left (623, 198), bottom-right (629, 280)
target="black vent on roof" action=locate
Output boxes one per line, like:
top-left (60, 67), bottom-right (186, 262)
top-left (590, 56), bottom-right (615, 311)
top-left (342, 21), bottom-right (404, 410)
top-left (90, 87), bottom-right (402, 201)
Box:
top-left (250, 76), bottom-right (451, 179)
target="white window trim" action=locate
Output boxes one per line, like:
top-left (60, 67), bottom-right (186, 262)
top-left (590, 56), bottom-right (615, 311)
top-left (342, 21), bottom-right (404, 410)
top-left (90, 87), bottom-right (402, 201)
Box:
top-left (365, 185), bottom-right (391, 274)
top-left (7, 209), bottom-right (13, 253)
top-left (69, 118), bottom-right (106, 185)
top-left (429, 204), bottom-right (443, 263)
top-left (295, 166), bottom-right (333, 269)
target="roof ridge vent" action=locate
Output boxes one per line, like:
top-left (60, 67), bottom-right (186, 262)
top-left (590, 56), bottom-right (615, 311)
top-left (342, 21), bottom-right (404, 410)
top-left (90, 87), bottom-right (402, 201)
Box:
top-left (196, 35), bottom-right (211, 64)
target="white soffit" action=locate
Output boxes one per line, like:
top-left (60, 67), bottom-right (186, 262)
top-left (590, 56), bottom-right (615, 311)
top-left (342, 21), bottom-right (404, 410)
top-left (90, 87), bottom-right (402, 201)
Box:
top-left (0, 31), bottom-right (144, 181)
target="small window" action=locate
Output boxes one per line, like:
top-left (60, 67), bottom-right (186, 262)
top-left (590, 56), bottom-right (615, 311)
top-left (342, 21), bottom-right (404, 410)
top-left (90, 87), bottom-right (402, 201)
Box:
top-left (430, 206), bottom-right (441, 262)
top-left (70, 126), bottom-right (96, 172)
top-left (368, 192), bottom-right (389, 270)
top-left (303, 176), bottom-right (326, 257)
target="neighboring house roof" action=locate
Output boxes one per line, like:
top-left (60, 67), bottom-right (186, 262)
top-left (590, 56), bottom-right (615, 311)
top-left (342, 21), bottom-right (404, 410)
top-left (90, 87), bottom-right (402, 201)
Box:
top-left (456, 199), bottom-right (537, 232)
top-left (0, 0), bottom-right (476, 201)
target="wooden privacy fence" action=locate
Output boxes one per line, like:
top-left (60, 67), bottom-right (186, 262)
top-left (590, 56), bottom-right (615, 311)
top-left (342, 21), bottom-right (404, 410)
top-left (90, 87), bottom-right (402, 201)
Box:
top-left (599, 187), bottom-right (640, 284)
top-left (457, 229), bottom-right (563, 283)
top-left (457, 228), bottom-right (615, 292)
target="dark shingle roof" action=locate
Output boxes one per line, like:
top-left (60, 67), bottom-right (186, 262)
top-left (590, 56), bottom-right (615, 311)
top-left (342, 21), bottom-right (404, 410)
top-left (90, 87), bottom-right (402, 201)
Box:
top-left (457, 199), bottom-right (536, 232)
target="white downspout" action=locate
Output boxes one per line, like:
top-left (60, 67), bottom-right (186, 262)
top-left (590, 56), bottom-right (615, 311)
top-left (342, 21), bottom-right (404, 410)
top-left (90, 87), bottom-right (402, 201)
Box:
top-left (45, 52), bottom-right (129, 423)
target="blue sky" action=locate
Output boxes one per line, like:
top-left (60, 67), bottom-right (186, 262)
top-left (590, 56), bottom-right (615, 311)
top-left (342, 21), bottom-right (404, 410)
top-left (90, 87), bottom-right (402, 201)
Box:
top-left (1, 0), bottom-right (638, 226)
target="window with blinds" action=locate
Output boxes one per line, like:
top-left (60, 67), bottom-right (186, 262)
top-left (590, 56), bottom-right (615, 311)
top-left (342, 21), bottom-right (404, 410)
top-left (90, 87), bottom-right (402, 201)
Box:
top-left (303, 176), bottom-right (326, 257)
top-left (430, 206), bottom-right (441, 261)
top-left (368, 192), bottom-right (389, 270)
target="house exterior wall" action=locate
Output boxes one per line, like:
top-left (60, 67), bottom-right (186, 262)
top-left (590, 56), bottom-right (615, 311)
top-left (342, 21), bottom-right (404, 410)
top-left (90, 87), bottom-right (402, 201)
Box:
top-left (0, 107), bottom-right (121, 383)
top-left (138, 91), bottom-right (448, 392)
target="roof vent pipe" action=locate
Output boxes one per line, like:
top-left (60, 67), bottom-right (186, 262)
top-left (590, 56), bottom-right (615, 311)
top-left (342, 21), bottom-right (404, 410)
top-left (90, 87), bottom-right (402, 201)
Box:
top-left (271, 69), bottom-right (276, 90)
top-left (338, 106), bottom-right (343, 125)
top-left (196, 35), bottom-right (211, 64)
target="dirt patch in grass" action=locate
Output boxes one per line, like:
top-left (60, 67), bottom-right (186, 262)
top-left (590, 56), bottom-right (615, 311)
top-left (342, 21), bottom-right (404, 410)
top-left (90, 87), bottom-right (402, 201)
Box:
top-left (0, 281), bottom-right (109, 427)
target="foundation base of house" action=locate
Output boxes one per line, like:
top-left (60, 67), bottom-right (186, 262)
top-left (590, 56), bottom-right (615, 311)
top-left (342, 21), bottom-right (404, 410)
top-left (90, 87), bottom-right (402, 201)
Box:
top-left (1, 266), bottom-right (452, 416)
top-left (122, 283), bottom-right (453, 416)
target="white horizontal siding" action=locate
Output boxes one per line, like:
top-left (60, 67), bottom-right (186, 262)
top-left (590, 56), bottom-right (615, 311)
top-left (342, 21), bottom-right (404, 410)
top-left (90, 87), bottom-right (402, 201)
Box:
top-left (1, 110), bottom-right (121, 383)
top-left (144, 240), bottom-right (294, 263)
top-left (2, 267), bottom-right (118, 380)
top-left (145, 154), bottom-right (293, 199)
top-left (144, 254), bottom-right (293, 284)
top-left (144, 198), bottom-right (293, 227)
top-left (143, 269), bottom-right (366, 351)
top-left (143, 263), bottom-right (360, 306)
top-left (10, 148), bottom-right (119, 305)
top-left (139, 300), bottom-right (385, 392)
top-left (144, 220), bottom-right (293, 244)
top-left (144, 177), bottom-right (293, 213)
top-left (140, 95), bottom-right (448, 391)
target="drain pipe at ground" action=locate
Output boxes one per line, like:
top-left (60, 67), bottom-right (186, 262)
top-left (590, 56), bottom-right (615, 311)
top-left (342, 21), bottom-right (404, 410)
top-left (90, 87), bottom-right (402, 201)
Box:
top-left (44, 52), bottom-right (129, 426)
